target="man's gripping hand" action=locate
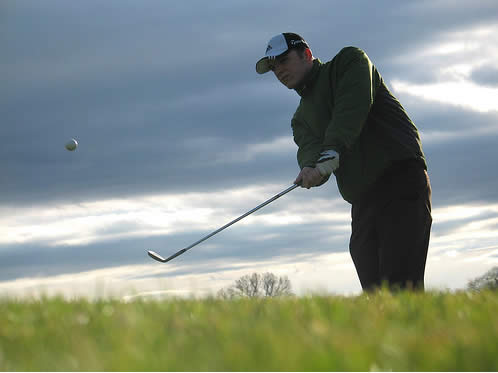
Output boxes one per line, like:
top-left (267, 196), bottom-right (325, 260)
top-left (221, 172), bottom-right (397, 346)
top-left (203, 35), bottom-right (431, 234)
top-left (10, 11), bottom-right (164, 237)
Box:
top-left (294, 150), bottom-right (340, 189)
top-left (315, 150), bottom-right (340, 177)
top-left (294, 167), bottom-right (324, 189)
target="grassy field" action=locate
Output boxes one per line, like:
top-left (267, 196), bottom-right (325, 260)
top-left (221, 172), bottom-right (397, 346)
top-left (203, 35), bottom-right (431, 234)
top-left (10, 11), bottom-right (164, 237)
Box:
top-left (0, 290), bottom-right (497, 371)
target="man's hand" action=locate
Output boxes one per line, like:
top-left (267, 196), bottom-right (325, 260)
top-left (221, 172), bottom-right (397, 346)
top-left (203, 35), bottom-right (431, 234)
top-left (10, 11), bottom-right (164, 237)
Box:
top-left (294, 167), bottom-right (324, 189)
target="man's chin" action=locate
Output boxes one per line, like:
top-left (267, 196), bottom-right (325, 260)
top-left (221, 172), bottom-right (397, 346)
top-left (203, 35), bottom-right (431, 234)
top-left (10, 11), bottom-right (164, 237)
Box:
top-left (283, 82), bottom-right (295, 89)
top-left (278, 78), bottom-right (295, 89)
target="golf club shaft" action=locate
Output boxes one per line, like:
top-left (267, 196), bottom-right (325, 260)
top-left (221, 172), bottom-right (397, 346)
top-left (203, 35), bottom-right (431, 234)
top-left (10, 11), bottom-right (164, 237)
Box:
top-left (184, 183), bottom-right (298, 251)
top-left (149, 184), bottom-right (299, 263)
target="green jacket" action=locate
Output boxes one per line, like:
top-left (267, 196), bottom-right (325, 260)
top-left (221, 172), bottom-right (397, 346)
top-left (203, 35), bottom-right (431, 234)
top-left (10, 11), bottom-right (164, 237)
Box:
top-left (291, 47), bottom-right (427, 203)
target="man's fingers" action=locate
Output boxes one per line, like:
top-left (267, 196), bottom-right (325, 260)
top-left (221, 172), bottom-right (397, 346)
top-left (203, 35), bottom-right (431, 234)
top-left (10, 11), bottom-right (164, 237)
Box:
top-left (294, 173), bottom-right (303, 186)
top-left (295, 167), bottom-right (326, 189)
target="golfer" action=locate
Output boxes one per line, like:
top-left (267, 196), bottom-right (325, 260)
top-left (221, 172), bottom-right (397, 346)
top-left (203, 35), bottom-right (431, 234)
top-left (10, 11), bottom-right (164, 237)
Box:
top-left (256, 33), bottom-right (432, 291)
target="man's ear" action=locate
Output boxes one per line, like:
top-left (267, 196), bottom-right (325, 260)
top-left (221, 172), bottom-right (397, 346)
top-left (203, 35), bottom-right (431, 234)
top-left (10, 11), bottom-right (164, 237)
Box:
top-left (304, 48), bottom-right (313, 61)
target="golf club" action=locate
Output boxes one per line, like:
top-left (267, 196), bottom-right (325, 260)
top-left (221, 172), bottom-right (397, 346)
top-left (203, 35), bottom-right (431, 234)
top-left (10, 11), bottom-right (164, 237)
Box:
top-left (147, 183), bottom-right (299, 263)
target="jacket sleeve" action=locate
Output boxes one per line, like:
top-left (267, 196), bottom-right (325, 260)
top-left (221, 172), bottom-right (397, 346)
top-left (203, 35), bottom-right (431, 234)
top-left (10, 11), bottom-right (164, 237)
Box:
top-left (322, 47), bottom-right (380, 154)
top-left (291, 115), bottom-right (322, 170)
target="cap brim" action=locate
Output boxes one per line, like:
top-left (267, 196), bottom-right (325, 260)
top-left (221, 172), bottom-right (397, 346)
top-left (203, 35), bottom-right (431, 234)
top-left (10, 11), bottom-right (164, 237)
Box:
top-left (256, 57), bottom-right (271, 74)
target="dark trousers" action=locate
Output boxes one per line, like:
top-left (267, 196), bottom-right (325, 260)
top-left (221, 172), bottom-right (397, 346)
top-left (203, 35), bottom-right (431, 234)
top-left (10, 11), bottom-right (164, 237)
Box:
top-left (349, 160), bottom-right (432, 291)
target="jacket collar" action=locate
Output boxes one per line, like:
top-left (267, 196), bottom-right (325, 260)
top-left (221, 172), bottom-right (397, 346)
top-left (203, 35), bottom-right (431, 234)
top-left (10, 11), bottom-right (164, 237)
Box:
top-left (295, 58), bottom-right (322, 97)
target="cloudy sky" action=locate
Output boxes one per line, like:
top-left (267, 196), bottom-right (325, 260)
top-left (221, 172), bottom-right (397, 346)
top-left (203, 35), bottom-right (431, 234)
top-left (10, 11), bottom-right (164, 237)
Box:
top-left (2, 0), bottom-right (498, 299)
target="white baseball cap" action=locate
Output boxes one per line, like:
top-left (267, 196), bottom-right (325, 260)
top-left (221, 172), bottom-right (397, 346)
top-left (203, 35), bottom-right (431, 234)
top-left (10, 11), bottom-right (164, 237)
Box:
top-left (256, 33), bottom-right (309, 74)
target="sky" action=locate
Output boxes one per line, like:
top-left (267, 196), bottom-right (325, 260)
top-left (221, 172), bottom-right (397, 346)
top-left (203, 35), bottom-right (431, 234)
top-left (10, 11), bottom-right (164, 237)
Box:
top-left (1, 0), bottom-right (498, 299)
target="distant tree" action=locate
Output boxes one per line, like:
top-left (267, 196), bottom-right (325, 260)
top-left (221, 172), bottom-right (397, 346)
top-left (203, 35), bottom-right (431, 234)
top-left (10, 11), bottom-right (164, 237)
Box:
top-left (261, 272), bottom-right (292, 297)
top-left (216, 287), bottom-right (239, 300)
top-left (467, 266), bottom-right (498, 291)
top-left (235, 273), bottom-right (261, 297)
top-left (217, 272), bottom-right (293, 299)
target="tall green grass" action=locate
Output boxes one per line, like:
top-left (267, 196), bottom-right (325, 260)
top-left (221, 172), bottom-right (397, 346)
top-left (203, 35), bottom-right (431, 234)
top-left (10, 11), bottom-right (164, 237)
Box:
top-left (1, 290), bottom-right (497, 371)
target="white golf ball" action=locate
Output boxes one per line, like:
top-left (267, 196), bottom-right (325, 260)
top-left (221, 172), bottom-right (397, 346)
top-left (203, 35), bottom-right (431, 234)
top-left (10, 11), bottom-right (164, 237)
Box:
top-left (65, 138), bottom-right (78, 151)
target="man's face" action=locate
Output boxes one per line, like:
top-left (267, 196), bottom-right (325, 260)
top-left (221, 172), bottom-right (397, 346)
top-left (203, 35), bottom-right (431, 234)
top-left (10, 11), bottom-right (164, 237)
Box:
top-left (270, 49), bottom-right (311, 89)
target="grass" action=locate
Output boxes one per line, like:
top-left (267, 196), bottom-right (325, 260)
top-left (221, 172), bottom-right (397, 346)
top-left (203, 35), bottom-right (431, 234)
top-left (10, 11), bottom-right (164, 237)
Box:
top-left (0, 290), bottom-right (497, 371)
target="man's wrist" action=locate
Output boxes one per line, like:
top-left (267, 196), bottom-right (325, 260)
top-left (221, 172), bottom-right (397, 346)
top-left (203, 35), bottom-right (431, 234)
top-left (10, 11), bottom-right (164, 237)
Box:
top-left (316, 150), bottom-right (340, 177)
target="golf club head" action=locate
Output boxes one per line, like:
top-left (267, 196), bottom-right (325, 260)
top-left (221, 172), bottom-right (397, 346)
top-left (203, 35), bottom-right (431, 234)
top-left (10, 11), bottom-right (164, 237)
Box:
top-left (148, 248), bottom-right (188, 263)
top-left (147, 250), bottom-right (167, 262)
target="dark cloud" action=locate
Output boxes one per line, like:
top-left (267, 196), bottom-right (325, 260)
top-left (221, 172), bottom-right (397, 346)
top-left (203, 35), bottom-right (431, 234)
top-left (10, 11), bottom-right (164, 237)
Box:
top-left (403, 97), bottom-right (498, 134)
top-left (3, 0), bottom-right (497, 206)
top-left (425, 132), bottom-right (498, 207)
top-left (470, 65), bottom-right (498, 88)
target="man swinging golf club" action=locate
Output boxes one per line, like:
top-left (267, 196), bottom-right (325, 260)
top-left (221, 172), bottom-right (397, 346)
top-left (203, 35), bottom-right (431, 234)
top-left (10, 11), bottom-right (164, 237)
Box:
top-left (256, 33), bottom-right (432, 291)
